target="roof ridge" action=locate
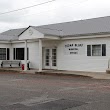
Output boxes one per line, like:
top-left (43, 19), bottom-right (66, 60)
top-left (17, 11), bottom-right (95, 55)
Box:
top-left (34, 15), bottom-right (110, 28)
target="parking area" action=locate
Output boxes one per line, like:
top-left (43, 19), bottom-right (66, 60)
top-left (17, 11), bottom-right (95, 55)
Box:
top-left (0, 72), bottom-right (110, 110)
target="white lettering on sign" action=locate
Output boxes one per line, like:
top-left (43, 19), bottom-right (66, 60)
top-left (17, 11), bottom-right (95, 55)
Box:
top-left (64, 43), bottom-right (85, 55)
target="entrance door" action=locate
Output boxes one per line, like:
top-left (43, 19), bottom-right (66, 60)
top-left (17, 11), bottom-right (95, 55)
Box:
top-left (44, 48), bottom-right (57, 69)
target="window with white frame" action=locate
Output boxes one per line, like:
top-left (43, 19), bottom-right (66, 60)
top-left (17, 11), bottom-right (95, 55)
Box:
top-left (13, 48), bottom-right (29, 60)
top-left (87, 44), bottom-right (106, 56)
top-left (92, 45), bottom-right (101, 56)
top-left (0, 48), bottom-right (10, 60)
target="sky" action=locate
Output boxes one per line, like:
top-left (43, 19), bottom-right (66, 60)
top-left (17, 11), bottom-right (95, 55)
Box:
top-left (0, 0), bottom-right (110, 32)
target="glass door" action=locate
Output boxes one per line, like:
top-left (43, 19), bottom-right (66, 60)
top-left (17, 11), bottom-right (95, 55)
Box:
top-left (45, 49), bottom-right (50, 69)
top-left (44, 48), bottom-right (57, 69)
top-left (51, 48), bottom-right (57, 69)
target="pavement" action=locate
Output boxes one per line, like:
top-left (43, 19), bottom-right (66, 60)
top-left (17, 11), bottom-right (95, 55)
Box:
top-left (35, 70), bottom-right (110, 80)
top-left (1, 67), bottom-right (110, 79)
top-left (0, 72), bottom-right (110, 110)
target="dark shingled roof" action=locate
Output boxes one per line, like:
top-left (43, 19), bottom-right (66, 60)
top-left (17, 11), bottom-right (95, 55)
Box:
top-left (1, 16), bottom-right (110, 40)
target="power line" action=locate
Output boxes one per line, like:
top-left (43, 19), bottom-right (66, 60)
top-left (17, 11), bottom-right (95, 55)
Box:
top-left (17, 0), bottom-right (89, 18)
top-left (0, 0), bottom-right (89, 17)
top-left (0, 0), bottom-right (56, 16)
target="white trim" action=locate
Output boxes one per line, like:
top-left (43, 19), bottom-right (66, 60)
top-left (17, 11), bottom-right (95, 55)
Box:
top-left (0, 41), bottom-right (10, 43)
top-left (1, 33), bottom-right (110, 43)
top-left (15, 48), bottom-right (16, 60)
top-left (44, 48), bottom-right (51, 69)
top-left (44, 47), bottom-right (57, 70)
top-left (19, 27), bottom-right (44, 40)
top-left (38, 39), bottom-right (42, 72)
top-left (11, 39), bottom-right (39, 43)
top-left (61, 34), bottom-right (110, 40)
top-left (10, 43), bottom-right (13, 60)
top-left (6, 48), bottom-right (8, 60)
top-left (44, 35), bottom-right (60, 39)
top-left (88, 44), bottom-right (105, 57)
top-left (91, 45), bottom-right (92, 56)
top-left (24, 40), bottom-right (27, 71)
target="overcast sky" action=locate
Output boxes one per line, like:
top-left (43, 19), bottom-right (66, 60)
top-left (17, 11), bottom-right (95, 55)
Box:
top-left (0, 0), bottom-right (110, 32)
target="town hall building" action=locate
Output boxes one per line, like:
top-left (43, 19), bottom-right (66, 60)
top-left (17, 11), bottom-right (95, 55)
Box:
top-left (0, 16), bottom-right (110, 73)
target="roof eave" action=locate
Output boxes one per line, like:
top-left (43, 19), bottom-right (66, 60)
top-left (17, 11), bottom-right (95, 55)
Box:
top-left (18, 26), bottom-right (31, 37)
top-left (62, 32), bottom-right (110, 38)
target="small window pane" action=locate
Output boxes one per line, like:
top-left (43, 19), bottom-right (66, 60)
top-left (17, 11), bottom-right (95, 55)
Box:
top-left (92, 45), bottom-right (101, 56)
top-left (0, 48), bottom-right (6, 60)
top-left (7, 48), bottom-right (10, 60)
top-left (102, 44), bottom-right (106, 56)
top-left (87, 45), bottom-right (91, 56)
top-left (13, 48), bottom-right (15, 60)
top-left (46, 63), bottom-right (49, 66)
top-left (52, 63), bottom-right (56, 66)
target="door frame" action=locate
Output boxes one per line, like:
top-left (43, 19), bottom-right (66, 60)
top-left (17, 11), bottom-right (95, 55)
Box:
top-left (43, 47), bottom-right (57, 70)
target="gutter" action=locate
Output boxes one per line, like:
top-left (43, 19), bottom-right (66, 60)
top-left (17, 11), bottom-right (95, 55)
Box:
top-left (61, 32), bottom-right (110, 40)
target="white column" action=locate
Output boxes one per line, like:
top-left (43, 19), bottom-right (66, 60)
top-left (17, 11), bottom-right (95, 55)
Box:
top-left (10, 43), bottom-right (13, 60)
top-left (38, 39), bottom-right (42, 72)
top-left (24, 40), bottom-right (27, 71)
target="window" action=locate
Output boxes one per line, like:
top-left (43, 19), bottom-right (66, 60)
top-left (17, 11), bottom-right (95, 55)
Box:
top-left (87, 45), bottom-right (91, 56)
top-left (87, 44), bottom-right (106, 56)
top-left (13, 48), bottom-right (29, 60)
top-left (102, 44), bottom-right (106, 56)
top-left (16, 48), bottom-right (24, 60)
top-left (92, 45), bottom-right (101, 56)
top-left (7, 48), bottom-right (10, 60)
top-left (0, 48), bottom-right (10, 60)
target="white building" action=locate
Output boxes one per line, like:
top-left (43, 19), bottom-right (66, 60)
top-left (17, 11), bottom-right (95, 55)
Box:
top-left (0, 16), bottom-right (110, 72)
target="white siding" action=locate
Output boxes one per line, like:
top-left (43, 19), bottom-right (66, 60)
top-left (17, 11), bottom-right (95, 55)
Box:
top-left (0, 43), bottom-right (11, 67)
top-left (57, 37), bottom-right (110, 72)
top-left (1, 36), bottom-right (110, 72)
top-left (28, 42), bottom-right (39, 69)
top-left (12, 41), bottom-right (39, 69)
top-left (19, 27), bottom-right (44, 40)
top-left (42, 40), bottom-right (59, 47)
